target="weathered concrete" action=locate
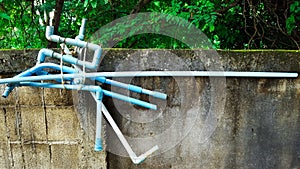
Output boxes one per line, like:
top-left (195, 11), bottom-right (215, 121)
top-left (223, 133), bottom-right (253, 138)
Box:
top-left (0, 85), bottom-right (106, 169)
top-left (99, 50), bottom-right (300, 169)
top-left (0, 49), bottom-right (299, 169)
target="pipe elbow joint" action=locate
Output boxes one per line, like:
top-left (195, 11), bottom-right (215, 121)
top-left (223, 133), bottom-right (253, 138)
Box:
top-left (37, 48), bottom-right (53, 64)
top-left (132, 157), bottom-right (146, 165)
top-left (45, 26), bottom-right (54, 41)
top-left (76, 35), bottom-right (84, 41)
top-left (45, 26), bottom-right (62, 42)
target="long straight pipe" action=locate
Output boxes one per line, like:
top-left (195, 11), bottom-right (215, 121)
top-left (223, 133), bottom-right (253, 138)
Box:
top-left (78, 71), bottom-right (297, 78)
top-left (0, 71), bottom-right (297, 86)
top-left (1, 70), bottom-right (296, 97)
top-left (18, 82), bottom-right (157, 110)
top-left (93, 91), bottom-right (103, 151)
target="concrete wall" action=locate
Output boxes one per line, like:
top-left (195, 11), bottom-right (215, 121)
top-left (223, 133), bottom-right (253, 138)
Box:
top-left (0, 50), bottom-right (106, 168)
top-left (0, 86), bottom-right (106, 169)
top-left (0, 49), bottom-right (299, 169)
top-left (101, 49), bottom-right (300, 169)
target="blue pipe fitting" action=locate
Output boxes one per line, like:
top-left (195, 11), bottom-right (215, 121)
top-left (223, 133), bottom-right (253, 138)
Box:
top-left (94, 138), bottom-right (103, 151)
top-left (2, 84), bottom-right (15, 98)
top-left (128, 85), bottom-right (142, 93)
top-left (95, 76), bottom-right (106, 83)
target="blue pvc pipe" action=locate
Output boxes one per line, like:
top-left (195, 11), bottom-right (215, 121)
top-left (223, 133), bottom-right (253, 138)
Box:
top-left (18, 82), bottom-right (157, 110)
top-left (0, 69), bottom-right (167, 100)
top-left (102, 79), bottom-right (167, 99)
top-left (37, 48), bottom-right (79, 65)
top-left (73, 65), bottom-right (167, 100)
top-left (45, 26), bottom-right (102, 70)
top-left (103, 90), bottom-right (157, 110)
top-left (94, 91), bottom-right (103, 151)
top-left (1, 63), bottom-right (77, 98)
top-left (37, 49), bottom-right (53, 63)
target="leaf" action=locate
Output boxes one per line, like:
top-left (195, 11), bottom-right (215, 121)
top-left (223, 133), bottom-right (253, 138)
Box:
top-left (84, 0), bottom-right (89, 8)
top-left (286, 15), bottom-right (295, 35)
top-left (153, 1), bottom-right (160, 7)
top-left (91, 1), bottom-right (97, 8)
top-left (209, 25), bottom-right (214, 32)
top-left (0, 12), bottom-right (10, 20)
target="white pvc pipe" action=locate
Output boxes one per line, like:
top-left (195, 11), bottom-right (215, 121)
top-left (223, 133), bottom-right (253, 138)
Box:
top-left (91, 92), bottom-right (159, 164)
top-left (94, 71), bottom-right (298, 78)
top-left (0, 71), bottom-right (297, 85)
top-left (94, 91), bottom-right (103, 151)
top-left (100, 101), bottom-right (158, 164)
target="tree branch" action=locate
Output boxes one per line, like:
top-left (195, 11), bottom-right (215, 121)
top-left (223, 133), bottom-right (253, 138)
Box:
top-left (48, 0), bottom-right (65, 48)
top-left (130, 0), bottom-right (152, 14)
top-left (215, 0), bottom-right (241, 14)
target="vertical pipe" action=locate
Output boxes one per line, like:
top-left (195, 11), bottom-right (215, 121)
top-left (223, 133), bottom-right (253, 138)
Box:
top-left (97, 100), bottom-right (138, 161)
top-left (94, 91), bottom-right (103, 151)
top-left (76, 18), bottom-right (87, 41)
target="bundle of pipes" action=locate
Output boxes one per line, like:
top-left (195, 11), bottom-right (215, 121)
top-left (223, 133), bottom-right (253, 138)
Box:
top-left (0, 19), bottom-right (166, 164)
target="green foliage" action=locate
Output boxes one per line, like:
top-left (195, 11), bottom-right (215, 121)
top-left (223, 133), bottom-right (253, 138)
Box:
top-left (286, 1), bottom-right (300, 35)
top-left (0, 12), bottom-right (10, 20)
top-left (0, 0), bottom-right (299, 49)
top-left (0, 0), bottom-right (47, 48)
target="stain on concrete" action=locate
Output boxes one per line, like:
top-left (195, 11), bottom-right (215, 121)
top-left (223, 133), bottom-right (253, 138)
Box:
top-left (0, 49), bottom-right (299, 169)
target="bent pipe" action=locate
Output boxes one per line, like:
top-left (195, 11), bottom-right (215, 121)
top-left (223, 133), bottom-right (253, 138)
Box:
top-left (97, 100), bottom-right (159, 164)
top-left (1, 63), bottom-right (76, 98)
top-left (18, 82), bottom-right (157, 110)
top-left (37, 48), bottom-right (101, 71)
top-left (37, 48), bottom-right (80, 65)
top-left (45, 26), bottom-right (102, 70)
top-left (0, 73), bottom-right (167, 100)
top-left (0, 65), bottom-right (167, 100)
